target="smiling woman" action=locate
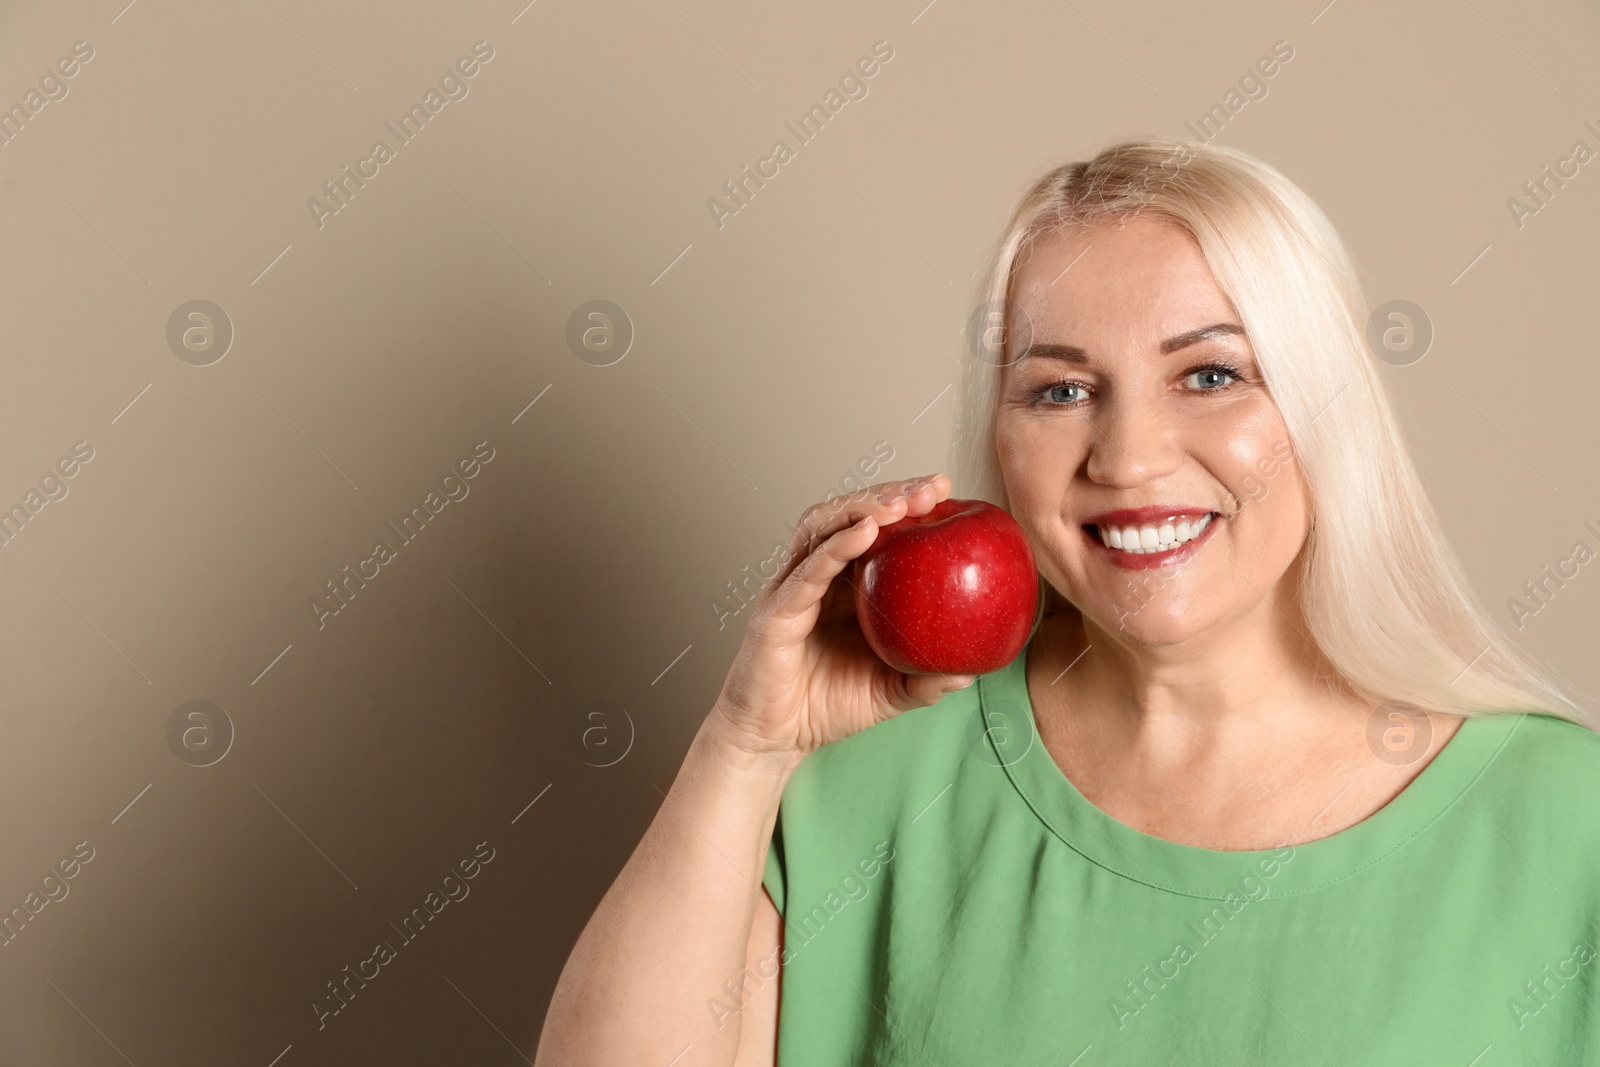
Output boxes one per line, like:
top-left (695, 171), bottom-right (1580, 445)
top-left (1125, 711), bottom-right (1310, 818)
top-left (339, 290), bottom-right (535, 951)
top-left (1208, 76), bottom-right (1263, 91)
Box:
top-left (957, 145), bottom-right (1578, 731)
top-left (536, 141), bottom-right (1600, 1067)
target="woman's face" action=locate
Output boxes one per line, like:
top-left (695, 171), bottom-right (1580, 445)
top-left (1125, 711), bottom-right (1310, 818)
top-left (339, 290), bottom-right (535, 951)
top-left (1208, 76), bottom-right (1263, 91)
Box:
top-left (995, 215), bottom-right (1310, 646)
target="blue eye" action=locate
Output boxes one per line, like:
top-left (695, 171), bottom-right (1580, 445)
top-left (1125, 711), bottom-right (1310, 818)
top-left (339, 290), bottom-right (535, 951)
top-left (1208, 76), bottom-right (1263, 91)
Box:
top-left (1028, 361), bottom-right (1245, 407)
top-left (1025, 379), bottom-right (1091, 407)
top-left (1184, 364), bottom-right (1240, 390)
top-left (1045, 382), bottom-right (1086, 404)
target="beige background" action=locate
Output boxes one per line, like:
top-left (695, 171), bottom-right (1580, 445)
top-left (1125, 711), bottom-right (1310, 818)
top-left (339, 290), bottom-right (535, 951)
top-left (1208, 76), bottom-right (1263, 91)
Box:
top-left (0, 0), bottom-right (1595, 1062)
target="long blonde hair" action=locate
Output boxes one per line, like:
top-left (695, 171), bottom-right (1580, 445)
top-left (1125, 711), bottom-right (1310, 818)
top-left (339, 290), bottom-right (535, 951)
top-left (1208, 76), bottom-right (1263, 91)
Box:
top-left (951, 138), bottom-right (1587, 726)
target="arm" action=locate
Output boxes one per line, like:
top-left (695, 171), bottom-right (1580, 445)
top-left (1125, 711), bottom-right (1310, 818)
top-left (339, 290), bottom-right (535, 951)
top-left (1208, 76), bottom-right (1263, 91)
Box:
top-left (534, 722), bottom-right (797, 1066)
top-left (733, 887), bottom-right (783, 1066)
top-left (535, 475), bottom-right (971, 1066)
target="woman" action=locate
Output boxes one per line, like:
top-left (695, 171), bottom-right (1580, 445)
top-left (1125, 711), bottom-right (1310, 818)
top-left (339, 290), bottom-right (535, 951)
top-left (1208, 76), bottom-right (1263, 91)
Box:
top-left (536, 140), bottom-right (1599, 1065)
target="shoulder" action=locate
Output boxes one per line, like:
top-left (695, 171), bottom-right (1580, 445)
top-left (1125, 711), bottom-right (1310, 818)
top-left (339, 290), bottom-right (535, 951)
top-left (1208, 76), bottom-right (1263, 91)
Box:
top-left (783, 683), bottom-right (983, 809)
top-left (1483, 709), bottom-right (1600, 790)
top-left (764, 682), bottom-right (989, 918)
top-left (1466, 709), bottom-right (1600, 853)
top-left (772, 681), bottom-right (998, 867)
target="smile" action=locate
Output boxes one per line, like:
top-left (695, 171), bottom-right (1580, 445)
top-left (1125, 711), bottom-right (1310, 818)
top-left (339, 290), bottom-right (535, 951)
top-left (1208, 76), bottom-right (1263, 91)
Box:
top-left (1080, 511), bottom-right (1221, 570)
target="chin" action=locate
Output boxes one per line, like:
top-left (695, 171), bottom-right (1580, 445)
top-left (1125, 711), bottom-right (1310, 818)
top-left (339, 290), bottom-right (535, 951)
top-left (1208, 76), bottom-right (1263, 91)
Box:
top-left (1100, 607), bottom-right (1219, 647)
top-left (1067, 574), bottom-right (1225, 646)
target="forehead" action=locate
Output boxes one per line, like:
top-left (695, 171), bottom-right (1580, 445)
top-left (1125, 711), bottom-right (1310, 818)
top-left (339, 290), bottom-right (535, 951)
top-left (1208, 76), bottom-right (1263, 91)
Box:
top-left (1009, 216), bottom-right (1235, 339)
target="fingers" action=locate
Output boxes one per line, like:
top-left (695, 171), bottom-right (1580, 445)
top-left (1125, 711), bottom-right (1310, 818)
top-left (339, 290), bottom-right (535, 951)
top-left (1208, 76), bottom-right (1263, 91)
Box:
top-left (795, 474), bottom-right (953, 553)
top-left (768, 473), bottom-right (953, 591)
top-left (758, 513), bottom-right (882, 637)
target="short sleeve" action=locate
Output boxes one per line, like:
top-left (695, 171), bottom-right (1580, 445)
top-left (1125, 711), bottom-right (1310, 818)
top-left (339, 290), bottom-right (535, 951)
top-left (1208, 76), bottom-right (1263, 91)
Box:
top-left (761, 814), bottom-right (786, 916)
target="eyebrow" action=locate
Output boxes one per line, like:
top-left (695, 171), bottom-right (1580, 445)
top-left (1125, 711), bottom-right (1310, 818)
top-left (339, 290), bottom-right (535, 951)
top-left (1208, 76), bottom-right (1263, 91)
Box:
top-left (1015, 322), bottom-right (1246, 365)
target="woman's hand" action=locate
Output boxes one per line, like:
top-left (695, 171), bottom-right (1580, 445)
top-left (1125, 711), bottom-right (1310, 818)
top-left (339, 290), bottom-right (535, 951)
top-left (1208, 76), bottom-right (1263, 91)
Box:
top-left (706, 473), bottom-right (976, 768)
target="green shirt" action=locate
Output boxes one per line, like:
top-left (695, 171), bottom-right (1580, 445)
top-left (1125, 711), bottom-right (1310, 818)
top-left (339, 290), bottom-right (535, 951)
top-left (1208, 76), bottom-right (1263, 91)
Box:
top-left (759, 644), bottom-right (1600, 1064)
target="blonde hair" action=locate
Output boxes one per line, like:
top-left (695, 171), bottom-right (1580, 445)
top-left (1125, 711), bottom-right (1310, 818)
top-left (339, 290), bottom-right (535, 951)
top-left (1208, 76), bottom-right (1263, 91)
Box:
top-left (950, 138), bottom-right (1587, 726)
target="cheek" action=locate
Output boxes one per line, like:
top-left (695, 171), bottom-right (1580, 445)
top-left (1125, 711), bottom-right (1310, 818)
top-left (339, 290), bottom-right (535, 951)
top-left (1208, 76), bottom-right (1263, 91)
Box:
top-left (996, 415), bottom-right (1080, 508)
top-left (1262, 460), bottom-right (1310, 535)
top-left (997, 410), bottom-right (1082, 470)
top-left (1211, 402), bottom-right (1287, 498)
top-left (1240, 475), bottom-right (1310, 579)
top-left (1209, 408), bottom-right (1308, 554)
top-left (995, 417), bottom-right (1096, 589)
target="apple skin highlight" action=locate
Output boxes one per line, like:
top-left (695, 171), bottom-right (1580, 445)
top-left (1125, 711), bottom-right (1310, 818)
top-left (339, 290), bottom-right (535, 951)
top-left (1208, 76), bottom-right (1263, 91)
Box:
top-left (852, 498), bottom-right (1040, 676)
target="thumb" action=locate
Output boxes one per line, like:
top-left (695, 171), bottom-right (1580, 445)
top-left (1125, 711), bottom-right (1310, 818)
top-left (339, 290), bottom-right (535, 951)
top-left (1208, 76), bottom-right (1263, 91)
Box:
top-left (900, 672), bottom-right (976, 708)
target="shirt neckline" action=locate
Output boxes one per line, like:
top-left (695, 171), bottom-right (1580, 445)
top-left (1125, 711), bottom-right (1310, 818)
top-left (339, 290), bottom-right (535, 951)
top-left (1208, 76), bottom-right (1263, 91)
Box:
top-left (980, 641), bottom-right (1525, 899)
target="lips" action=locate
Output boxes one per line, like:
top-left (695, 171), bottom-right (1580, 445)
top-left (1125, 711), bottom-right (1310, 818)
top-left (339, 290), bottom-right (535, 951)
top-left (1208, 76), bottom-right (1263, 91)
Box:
top-left (1080, 505), bottom-right (1222, 570)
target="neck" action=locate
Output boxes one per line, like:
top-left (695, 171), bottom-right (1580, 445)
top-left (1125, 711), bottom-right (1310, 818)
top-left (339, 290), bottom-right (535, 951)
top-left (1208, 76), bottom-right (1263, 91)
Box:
top-left (1028, 597), bottom-right (1358, 759)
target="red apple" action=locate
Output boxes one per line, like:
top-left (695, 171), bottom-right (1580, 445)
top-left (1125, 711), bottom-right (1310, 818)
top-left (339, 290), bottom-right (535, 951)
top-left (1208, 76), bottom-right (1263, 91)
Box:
top-left (852, 498), bottom-right (1039, 676)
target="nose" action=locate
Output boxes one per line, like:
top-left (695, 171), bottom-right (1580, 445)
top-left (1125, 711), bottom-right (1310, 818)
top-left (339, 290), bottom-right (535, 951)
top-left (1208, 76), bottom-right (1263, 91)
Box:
top-left (1083, 390), bottom-right (1184, 488)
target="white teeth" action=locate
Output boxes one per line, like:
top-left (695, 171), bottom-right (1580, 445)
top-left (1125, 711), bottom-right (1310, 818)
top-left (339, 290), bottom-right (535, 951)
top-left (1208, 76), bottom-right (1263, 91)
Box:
top-left (1094, 513), bottom-right (1213, 554)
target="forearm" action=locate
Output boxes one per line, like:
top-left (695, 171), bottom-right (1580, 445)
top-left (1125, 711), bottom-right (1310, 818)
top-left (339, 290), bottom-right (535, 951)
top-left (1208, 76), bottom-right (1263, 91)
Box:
top-left (536, 714), bottom-right (798, 1066)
